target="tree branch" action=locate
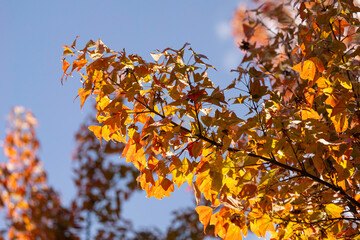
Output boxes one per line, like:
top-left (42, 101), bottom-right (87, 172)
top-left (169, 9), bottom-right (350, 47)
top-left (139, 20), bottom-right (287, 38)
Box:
top-left (106, 71), bottom-right (360, 211)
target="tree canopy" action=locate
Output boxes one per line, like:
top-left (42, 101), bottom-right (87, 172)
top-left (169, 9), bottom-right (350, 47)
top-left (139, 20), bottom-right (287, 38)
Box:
top-left (62, 0), bottom-right (360, 239)
top-left (2, 0), bottom-right (360, 239)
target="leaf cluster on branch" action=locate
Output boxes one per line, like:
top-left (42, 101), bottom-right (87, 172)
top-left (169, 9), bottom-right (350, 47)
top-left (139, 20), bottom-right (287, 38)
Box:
top-left (2, 0), bottom-right (360, 239)
top-left (1, 107), bottom-right (213, 240)
top-left (60, 0), bottom-right (360, 239)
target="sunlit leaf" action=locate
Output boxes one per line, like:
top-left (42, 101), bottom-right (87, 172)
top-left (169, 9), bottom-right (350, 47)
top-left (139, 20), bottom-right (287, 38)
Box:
top-left (301, 108), bottom-right (321, 120)
top-left (325, 204), bottom-right (343, 218)
top-left (196, 206), bottom-right (213, 232)
top-left (292, 60), bottom-right (316, 81)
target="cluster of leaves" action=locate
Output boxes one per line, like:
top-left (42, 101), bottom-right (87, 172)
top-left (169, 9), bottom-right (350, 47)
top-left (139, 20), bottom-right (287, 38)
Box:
top-left (1, 107), bottom-right (213, 239)
top-left (231, 0), bottom-right (360, 238)
top-left (73, 115), bottom-right (215, 239)
top-left (62, 0), bottom-right (360, 239)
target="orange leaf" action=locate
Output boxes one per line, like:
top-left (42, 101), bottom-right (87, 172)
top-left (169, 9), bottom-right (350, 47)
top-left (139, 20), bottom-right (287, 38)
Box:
top-left (139, 169), bottom-right (155, 189)
top-left (147, 155), bottom-right (159, 171)
top-left (304, 88), bottom-right (315, 107)
top-left (61, 59), bottom-right (71, 84)
top-left (62, 59), bottom-right (70, 73)
top-left (76, 59), bottom-right (88, 72)
top-left (284, 203), bottom-right (292, 211)
top-left (152, 178), bottom-right (174, 199)
top-left (292, 60), bottom-right (316, 81)
top-left (122, 140), bottom-right (147, 170)
top-left (301, 108), bottom-right (321, 120)
top-left (196, 206), bottom-right (213, 233)
top-left (325, 94), bottom-right (337, 108)
top-left (78, 88), bottom-right (91, 109)
top-left (160, 178), bottom-right (173, 192)
top-left (239, 184), bottom-right (257, 198)
top-left (309, 57), bottom-right (324, 73)
top-left (331, 18), bottom-right (350, 37)
top-left (88, 125), bottom-right (102, 142)
top-left (316, 77), bottom-right (329, 88)
top-left (224, 223), bottom-right (242, 240)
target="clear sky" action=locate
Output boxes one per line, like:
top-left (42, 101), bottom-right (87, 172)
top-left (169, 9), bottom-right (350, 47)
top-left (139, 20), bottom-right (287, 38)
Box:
top-left (1, 1), bottom-right (265, 239)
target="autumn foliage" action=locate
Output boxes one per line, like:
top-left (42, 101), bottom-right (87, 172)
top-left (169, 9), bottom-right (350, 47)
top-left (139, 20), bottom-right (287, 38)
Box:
top-left (1, 107), bottom-right (211, 239)
top-left (60, 0), bottom-right (360, 239)
top-left (2, 0), bottom-right (360, 239)
top-left (1, 107), bottom-right (78, 239)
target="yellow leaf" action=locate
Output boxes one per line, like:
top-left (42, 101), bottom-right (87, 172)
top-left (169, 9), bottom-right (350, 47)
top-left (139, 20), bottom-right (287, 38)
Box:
top-left (331, 113), bottom-right (349, 133)
top-left (148, 155), bottom-right (160, 171)
top-left (325, 204), bottom-right (343, 218)
top-left (292, 60), bottom-right (316, 81)
top-left (258, 215), bottom-right (275, 237)
top-left (97, 96), bottom-right (110, 110)
top-left (101, 125), bottom-right (111, 141)
top-left (110, 132), bottom-right (126, 143)
top-left (337, 76), bottom-right (352, 90)
top-left (63, 47), bottom-right (73, 56)
top-left (251, 214), bottom-right (274, 238)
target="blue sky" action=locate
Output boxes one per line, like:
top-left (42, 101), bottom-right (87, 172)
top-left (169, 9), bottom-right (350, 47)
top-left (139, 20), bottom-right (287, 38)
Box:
top-left (0, 1), bottom-right (265, 239)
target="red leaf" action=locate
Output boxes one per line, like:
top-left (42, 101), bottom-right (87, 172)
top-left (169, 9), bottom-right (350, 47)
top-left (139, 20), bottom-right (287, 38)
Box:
top-left (187, 141), bottom-right (203, 158)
